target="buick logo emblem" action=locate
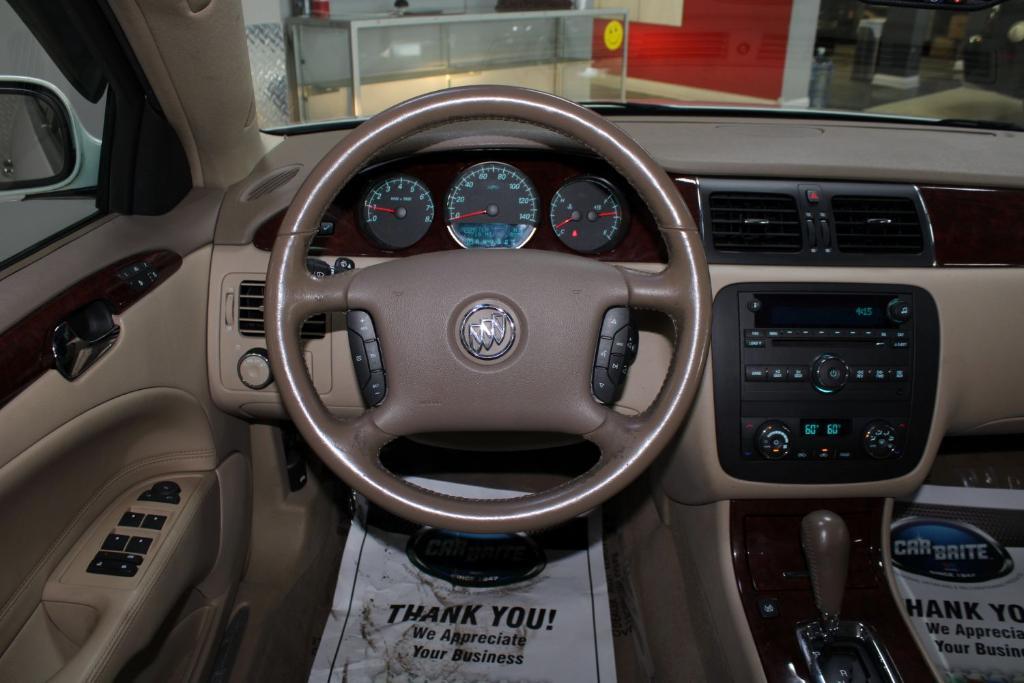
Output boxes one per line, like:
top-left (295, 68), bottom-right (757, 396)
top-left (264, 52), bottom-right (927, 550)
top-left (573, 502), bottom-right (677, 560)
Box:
top-left (460, 304), bottom-right (516, 360)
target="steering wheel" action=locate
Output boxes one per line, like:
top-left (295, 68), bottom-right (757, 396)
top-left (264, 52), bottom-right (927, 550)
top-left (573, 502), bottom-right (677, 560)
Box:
top-left (265, 86), bottom-right (710, 533)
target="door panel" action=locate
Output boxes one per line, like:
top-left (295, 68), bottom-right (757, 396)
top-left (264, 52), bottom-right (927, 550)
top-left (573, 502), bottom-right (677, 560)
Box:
top-left (0, 233), bottom-right (250, 680)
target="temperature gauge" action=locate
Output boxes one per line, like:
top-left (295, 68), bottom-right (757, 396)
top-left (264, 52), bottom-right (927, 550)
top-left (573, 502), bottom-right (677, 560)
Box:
top-left (549, 177), bottom-right (628, 254)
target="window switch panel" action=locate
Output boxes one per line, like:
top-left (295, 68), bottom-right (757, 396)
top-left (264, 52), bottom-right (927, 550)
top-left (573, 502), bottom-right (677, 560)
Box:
top-left (126, 536), bottom-right (153, 555)
top-left (141, 514), bottom-right (166, 530)
top-left (101, 533), bottom-right (130, 552)
top-left (118, 512), bottom-right (144, 527)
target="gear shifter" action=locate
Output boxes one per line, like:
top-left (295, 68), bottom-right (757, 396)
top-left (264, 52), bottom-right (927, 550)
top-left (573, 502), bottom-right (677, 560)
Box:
top-left (801, 510), bottom-right (850, 633)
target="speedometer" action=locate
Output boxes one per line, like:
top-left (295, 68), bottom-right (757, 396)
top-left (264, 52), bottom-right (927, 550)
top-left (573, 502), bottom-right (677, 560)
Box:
top-left (446, 162), bottom-right (539, 249)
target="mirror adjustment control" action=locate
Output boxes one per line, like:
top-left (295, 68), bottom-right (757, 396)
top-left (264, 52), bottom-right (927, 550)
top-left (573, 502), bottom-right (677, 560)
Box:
top-left (592, 308), bottom-right (638, 404)
top-left (347, 310), bottom-right (387, 406)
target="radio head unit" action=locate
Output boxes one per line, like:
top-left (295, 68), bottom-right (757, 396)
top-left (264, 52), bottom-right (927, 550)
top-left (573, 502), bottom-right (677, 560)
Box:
top-left (712, 283), bottom-right (939, 484)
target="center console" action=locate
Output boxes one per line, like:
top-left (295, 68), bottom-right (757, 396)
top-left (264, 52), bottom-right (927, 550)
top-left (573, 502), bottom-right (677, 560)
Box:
top-left (712, 283), bottom-right (939, 484)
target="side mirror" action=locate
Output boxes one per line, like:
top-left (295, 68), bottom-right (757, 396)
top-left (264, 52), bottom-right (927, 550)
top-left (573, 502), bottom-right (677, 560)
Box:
top-left (0, 77), bottom-right (101, 201)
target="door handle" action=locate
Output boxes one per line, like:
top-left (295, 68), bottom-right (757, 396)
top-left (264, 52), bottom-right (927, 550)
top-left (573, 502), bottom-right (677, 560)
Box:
top-left (52, 300), bottom-right (120, 380)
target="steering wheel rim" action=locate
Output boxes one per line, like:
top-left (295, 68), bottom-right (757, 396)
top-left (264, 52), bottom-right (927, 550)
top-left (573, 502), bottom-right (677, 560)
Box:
top-left (265, 85), bottom-right (711, 533)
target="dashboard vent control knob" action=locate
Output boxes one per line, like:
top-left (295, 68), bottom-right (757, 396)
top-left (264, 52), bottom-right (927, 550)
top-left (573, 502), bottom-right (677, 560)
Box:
top-left (811, 354), bottom-right (849, 393)
top-left (756, 421), bottom-right (791, 460)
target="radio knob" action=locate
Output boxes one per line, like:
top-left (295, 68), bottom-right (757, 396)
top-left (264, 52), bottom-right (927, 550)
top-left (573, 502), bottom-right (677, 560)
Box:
top-left (887, 297), bottom-right (911, 323)
top-left (755, 421), bottom-right (791, 460)
top-left (863, 420), bottom-right (899, 459)
top-left (811, 354), bottom-right (849, 393)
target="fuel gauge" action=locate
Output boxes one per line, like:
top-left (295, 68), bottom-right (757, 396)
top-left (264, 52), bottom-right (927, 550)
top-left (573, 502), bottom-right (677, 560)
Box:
top-left (549, 177), bottom-right (628, 254)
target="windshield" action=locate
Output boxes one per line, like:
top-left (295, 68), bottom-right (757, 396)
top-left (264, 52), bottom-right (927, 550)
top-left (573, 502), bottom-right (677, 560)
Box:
top-left (242, 0), bottom-right (1024, 130)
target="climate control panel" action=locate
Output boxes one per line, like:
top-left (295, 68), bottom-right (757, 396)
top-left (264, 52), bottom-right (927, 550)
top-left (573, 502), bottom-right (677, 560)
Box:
top-left (712, 283), bottom-right (939, 484)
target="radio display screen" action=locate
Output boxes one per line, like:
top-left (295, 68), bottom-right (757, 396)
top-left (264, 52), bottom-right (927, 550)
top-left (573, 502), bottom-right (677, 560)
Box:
top-left (800, 419), bottom-right (850, 438)
top-left (754, 294), bottom-right (894, 329)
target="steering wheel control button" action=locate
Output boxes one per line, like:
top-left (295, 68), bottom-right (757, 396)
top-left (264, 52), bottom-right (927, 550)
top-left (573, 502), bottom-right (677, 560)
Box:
top-left (346, 310), bottom-right (387, 406)
top-left (364, 340), bottom-right (384, 372)
top-left (459, 304), bottom-right (516, 361)
top-left (887, 297), bottom-right (912, 323)
top-left (592, 307), bottom-right (638, 404)
top-left (592, 367), bottom-right (617, 404)
top-left (334, 257), bottom-right (355, 273)
top-left (755, 422), bottom-right (791, 459)
top-left (811, 354), bottom-right (849, 393)
top-left (595, 338), bottom-right (613, 368)
top-left (238, 348), bottom-right (273, 390)
top-left (346, 310), bottom-right (377, 341)
top-left (348, 331), bottom-right (371, 387)
top-left (366, 372), bottom-right (387, 405)
top-left (600, 307), bottom-right (629, 338)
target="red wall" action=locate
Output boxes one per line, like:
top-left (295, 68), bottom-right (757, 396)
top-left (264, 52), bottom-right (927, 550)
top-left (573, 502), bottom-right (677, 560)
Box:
top-left (596, 0), bottom-right (794, 101)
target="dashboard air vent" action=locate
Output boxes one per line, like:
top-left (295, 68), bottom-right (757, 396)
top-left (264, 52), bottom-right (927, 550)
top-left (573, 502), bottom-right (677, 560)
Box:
top-left (242, 165), bottom-right (301, 201)
top-left (832, 196), bottom-right (924, 254)
top-left (238, 280), bottom-right (327, 339)
top-left (707, 193), bottom-right (802, 252)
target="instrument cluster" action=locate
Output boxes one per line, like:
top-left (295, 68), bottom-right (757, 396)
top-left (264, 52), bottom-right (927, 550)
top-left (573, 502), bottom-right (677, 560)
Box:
top-left (358, 160), bottom-right (629, 254)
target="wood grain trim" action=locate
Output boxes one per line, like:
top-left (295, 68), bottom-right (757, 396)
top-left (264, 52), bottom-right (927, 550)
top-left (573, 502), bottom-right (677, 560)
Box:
top-left (253, 152), bottom-right (701, 262)
top-left (920, 186), bottom-right (1024, 266)
top-left (0, 251), bottom-right (182, 409)
top-left (731, 499), bottom-right (933, 683)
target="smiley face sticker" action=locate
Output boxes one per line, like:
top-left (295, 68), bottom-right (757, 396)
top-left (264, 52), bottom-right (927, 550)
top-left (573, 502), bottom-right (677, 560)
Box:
top-left (603, 20), bottom-right (624, 51)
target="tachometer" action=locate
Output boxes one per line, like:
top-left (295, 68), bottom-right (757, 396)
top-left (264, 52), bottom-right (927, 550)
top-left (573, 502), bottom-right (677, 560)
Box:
top-left (359, 174), bottom-right (434, 250)
top-left (549, 177), bottom-right (628, 254)
top-left (446, 162), bottom-right (539, 249)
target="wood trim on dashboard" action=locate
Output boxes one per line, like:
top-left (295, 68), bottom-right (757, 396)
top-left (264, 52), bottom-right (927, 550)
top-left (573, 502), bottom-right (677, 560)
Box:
top-left (920, 186), bottom-right (1024, 266)
top-left (730, 499), bottom-right (934, 683)
top-left (0, 250), bottom-right (181, 409)
top-left (253, 152), bottom-right (700, 263)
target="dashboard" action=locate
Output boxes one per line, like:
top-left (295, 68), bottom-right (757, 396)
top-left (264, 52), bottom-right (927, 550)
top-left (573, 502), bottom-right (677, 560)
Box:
top-left (208, 117), bottom-right (1024, 504)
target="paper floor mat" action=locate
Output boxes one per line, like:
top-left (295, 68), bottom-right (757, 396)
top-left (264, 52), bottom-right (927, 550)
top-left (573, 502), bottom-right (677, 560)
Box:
top-left (309, 478), bottom-right (617, 683)
top-left (891, 485), bottom-right (1024, 682)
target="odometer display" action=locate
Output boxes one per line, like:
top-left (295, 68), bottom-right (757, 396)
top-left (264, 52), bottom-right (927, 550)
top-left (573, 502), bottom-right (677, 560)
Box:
top-left (446, 162), bottom-right (539, 249)
top-left (359, 174), bottom-right (434, 250)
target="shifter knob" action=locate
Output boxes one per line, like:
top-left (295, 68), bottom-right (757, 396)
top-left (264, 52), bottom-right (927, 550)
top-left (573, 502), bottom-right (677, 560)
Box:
top-left (801, 510), bottom-right (850, 629)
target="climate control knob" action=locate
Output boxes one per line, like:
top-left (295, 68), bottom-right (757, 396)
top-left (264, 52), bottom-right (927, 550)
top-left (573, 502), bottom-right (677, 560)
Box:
top-left (863, 420), bottom-right (900, 459)
top-left (755, 421), bottom-right (792, 460)
top-left (811, 354), bottom-right (849, 393)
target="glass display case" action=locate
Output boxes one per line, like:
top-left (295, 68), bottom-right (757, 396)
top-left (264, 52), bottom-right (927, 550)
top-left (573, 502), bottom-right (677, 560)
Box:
top-left (285, 8), bottom-right (629, 123)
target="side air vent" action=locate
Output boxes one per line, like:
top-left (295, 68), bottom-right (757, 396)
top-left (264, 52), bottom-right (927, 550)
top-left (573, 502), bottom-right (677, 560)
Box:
top-left (238, 280), bottom-right (327, 339)
top-left (242, 165), bottom-right (301, 201)
top-left (707, 193), bottom-right (802, 252)
top-left (832, 196), bottom-right (924, 254)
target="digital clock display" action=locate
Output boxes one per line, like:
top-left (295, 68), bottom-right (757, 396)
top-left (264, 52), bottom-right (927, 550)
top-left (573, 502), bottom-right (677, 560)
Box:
top-left (801, 419), bottom-right (850, 438)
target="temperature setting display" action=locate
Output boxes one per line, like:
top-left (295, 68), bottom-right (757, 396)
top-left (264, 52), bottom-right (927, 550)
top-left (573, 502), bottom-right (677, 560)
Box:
top-left (742, 417), bottom-right (906, 461)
